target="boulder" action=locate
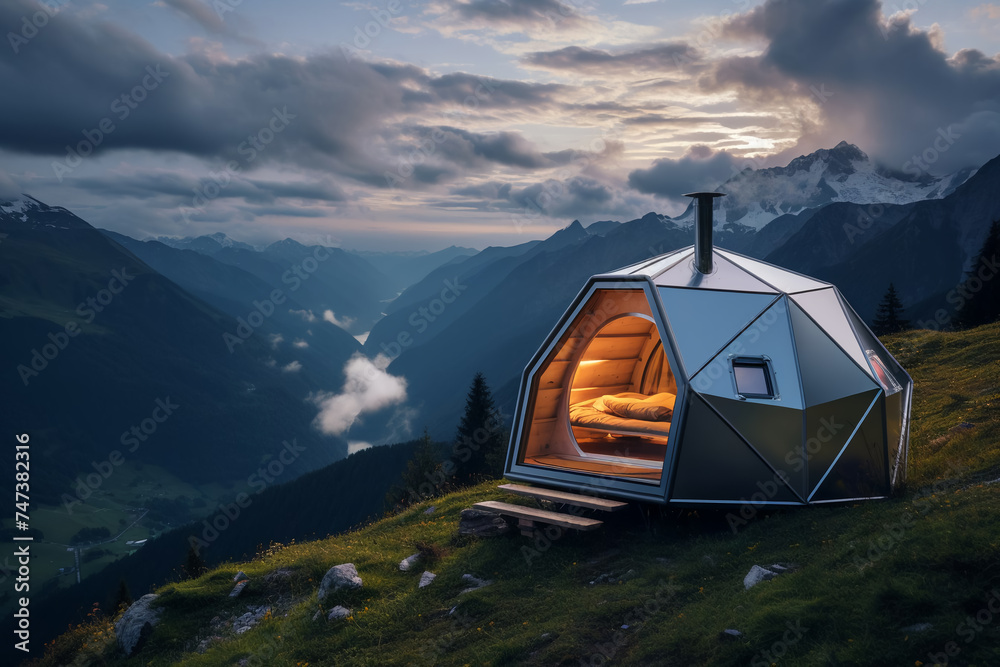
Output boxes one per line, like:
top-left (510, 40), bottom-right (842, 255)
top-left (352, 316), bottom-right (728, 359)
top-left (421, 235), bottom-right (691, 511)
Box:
top-left (115, 594), bottom-right (162, 656)
top-left (318, 563), bottom-right (362, 603)
top-left (743, 565), bottom-right (778, 590)
top-left (418, 571), bottom-right (436, 588)
top-left (460, 573), bottom-right (492, 594)
top-left (399, 553), bottom-right (421, 572)
top-left (743, 563), bottom-right (798, 590)
top-left (327, 605), bottom-right (352, 621)
top-left (459, 508), bottom-right (510, 537)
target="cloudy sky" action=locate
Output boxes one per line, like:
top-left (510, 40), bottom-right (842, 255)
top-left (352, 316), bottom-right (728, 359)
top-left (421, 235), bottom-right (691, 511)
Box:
top-left (1, 0), bottom-right (998, 250)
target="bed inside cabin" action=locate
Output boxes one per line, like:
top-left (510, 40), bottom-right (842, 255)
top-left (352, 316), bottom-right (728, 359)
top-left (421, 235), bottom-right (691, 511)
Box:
top-left (518, 288), bottom-right (677, 483)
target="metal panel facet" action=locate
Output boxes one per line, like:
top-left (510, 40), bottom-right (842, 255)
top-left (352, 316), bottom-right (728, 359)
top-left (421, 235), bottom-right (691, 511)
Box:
top-left (716, 249), bottom-right (829, 293)
top-left (654, 253), bottom-right (778, 293)
top-left (691, 299), bottom-right (805, 411)
top-left (790, 288), bottom-right (873, 377)
top-left (659, 287), bottom-right (777, 376)
top-left (885, 389), bottom-right (905, 485)
top-left (670, 395), bottom-right (800, 503)
top-left (839, 292), bottom-right (910, 388)
top-left (810, 397), bottom-right (888, 501)
top-left (789, 302), bottom-right (879, 408)
top-left (627, 248), bottom-right (694, 277)
top-left (803, 390), bottom-right (881, 497)
top-left (702, 395), bottom-right (808, 500)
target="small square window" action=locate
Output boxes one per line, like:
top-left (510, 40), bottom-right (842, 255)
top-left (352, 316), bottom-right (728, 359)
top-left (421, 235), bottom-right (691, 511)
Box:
top-left (732, 357), bottom-right (774, 399)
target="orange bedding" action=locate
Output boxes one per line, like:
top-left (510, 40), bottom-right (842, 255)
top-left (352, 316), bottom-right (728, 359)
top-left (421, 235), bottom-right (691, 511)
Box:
top-left (569, 392), bottom-right (675, 437)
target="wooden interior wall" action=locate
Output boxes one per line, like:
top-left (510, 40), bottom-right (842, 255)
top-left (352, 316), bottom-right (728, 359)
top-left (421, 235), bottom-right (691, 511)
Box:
top-left (523, 288), bottom-right (671, 461)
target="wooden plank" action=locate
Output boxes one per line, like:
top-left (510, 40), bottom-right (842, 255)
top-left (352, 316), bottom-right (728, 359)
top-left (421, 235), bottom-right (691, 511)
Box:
top-left (531, 388), bottom-right (563, 419)
top-left (584, 337), bottom-right (647, 360)
top-left (526, 455), bottom-right (662, 480)
top-left (499, 483), bottom-right (627, 511)
top-left (473, 501), bottom-right (603, 530)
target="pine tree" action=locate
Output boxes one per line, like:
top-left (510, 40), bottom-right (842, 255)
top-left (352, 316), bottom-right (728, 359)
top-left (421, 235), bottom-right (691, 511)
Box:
top-left (872, 283), bottom-right (910, 335)
top-left (956, 219), bottom-right (1000, 328)
top-left (112, 578), bottom-right (132, 613)
top-left (183, 544), bottom-right (207, 579)
top-left (453, 372), bottom-right (507, 485)
top-left (385, 431), bottom-right (443, 509)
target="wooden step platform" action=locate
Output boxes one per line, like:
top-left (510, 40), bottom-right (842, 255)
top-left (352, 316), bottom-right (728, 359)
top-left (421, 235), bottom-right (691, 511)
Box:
top-left (473, 500), bottom-right (603, 537)
top-left (498, 483), bottom-right (628, 512)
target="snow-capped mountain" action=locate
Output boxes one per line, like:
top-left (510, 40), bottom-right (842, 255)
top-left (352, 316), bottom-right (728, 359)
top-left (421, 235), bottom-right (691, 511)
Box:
top-left (673, 141), bottom-right (977, 230)
top-left (153, 231), bottom-right (257, 254)
top-left (0, 195), bottom-right (92, 230)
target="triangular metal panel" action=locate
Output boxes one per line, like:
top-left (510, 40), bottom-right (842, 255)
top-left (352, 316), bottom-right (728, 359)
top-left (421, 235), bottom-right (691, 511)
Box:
top-left (614, 247), bottom-right (690, 276)
top-left (811, 396), bottom-right (888, 501)
top-left (691, 299), bottom-right (805, 411)
top-left (715, 249), bottom-right (829, 293)
top-left (790, 288), bottom-right (873, 378)
top-left (654, 253), bottom-right (778, 293)
top-left (789, 302), bottom-right (879, 408)
top-left (659, 288), bottom-right (777, 377)
top-left (803, 390), bottom-right (880, 498)
top-left (702, 395), bottom-right (808, 500)
top-left (626, 248), bottom-right (693, 277)
top-left (885, 390), bottom-right (904, 486)
top-left (670, 395), bottom-right (800, 502)
top-left (838, 292), bottom-right (910, 393)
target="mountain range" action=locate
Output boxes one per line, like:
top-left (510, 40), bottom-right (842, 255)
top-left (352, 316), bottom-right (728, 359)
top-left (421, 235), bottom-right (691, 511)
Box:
top-left (354, 146), bottom-right (1000, 444)
top-left (672, 141), bottom-right (977, 230)
top-left (3, 141), bottom-right (997, 498)
top-left (0, 198), bottom-right (357, 503)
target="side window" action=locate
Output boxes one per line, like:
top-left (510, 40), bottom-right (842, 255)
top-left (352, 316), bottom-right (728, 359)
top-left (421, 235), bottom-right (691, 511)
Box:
top-left (867, 350), bottom-right (902, 394)
top-left (731, 356), bottom-right (776, 399)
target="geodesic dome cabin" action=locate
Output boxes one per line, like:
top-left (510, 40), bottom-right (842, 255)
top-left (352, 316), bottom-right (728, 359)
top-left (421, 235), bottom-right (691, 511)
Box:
top-left (504, 192), bottom-right (912, 506)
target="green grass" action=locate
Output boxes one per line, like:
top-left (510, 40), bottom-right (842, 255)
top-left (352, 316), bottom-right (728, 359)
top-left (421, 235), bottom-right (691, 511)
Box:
top-left (31, 324), bottom-right (1000, 667)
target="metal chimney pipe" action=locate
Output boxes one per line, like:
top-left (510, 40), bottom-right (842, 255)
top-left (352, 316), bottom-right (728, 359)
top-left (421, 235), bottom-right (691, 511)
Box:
top-left (683, 192), bottom-right (726, 274)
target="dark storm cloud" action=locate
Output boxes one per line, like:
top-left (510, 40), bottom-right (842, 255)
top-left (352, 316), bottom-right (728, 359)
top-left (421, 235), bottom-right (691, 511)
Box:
top-left (443, 174), bottom-right (647, 222)
top-left (388, 125), bottom-right (622, 189)
top-left (0, 0), bottom-right (565, 187)
top-left (522, 43), bottom-right (699, 73)
top-left (72, 172), bottom-right (346, 204)
top-left (427, 72), bottom-right (565, 109)
top-left (627, 146), bottom-right (740, 197)
top-left (450, 181), bottom-right (513, 199)
top-left (448, 0), bottom-right (587, 30)
top-left (707, 0), bottom-right (1000, 172)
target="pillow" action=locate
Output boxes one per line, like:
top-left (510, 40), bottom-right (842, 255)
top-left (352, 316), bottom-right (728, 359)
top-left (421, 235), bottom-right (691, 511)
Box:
top-left (594, 392), bottom-right (646, 413)
top-left (601, 393), bottom-right (675, 421)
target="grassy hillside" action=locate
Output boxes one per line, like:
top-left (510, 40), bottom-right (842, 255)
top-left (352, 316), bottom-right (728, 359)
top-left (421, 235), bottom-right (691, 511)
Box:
top-left (30, 324), bottom-right (1000, 667)
top-left (13, 440), bottom-right (422, 662)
